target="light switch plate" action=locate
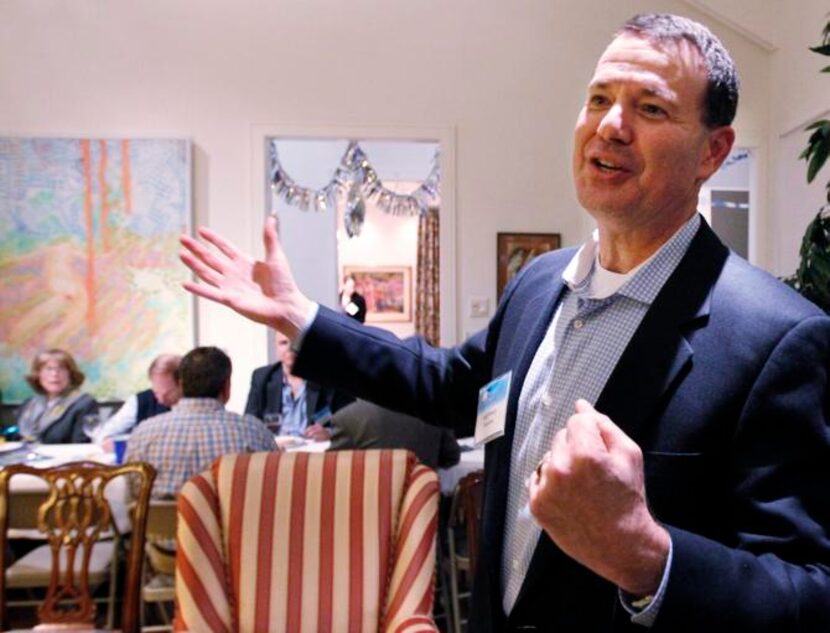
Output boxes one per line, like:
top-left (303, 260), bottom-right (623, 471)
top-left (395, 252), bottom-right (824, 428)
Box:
top-left (469, 297), bottom-right (490, 318)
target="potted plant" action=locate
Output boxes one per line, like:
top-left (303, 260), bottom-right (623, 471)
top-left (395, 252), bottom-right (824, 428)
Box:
top-left (785, 18), bottom-right (830, 312)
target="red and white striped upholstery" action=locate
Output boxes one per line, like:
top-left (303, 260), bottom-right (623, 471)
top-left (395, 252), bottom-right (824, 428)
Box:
top-left (175, 449), bottom-right (440, 633)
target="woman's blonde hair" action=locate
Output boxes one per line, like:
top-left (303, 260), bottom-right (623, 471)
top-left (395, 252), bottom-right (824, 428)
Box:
top-left (25, 348), bottom-right (85, 395)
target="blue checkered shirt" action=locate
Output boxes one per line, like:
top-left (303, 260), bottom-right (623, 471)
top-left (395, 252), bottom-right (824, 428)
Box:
top-left (280, 377), bottom-right (309, 436)
top-left (125, 397), bottom-right (277, 499)
top-left (502, 215), bottom-right (700, 624)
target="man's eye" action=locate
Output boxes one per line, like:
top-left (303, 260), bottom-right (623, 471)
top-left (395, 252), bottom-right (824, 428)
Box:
top-left (589, 95), bottom-right (609, 107)
top-left (641, 103), bottom-right (667, 117)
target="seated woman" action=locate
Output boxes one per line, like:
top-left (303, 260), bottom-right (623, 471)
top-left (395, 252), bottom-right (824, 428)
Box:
top-left (15, 349), bottom-right (98, 443)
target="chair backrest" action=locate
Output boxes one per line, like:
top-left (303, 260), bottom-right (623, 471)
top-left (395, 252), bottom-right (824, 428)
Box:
top-left (146, 499), bottom-right (178, 540)
top-left (175, 450), bottom-right (440, 633)
top-left (0, 460), bottom-right (156, 632)
top-left (144, 499), bottom-right (178, 576)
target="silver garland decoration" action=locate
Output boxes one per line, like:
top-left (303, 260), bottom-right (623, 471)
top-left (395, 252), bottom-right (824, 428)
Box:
top-left (269, 140), bottom-right (440, 238)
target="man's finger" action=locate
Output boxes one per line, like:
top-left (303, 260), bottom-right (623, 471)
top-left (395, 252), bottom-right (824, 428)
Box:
top-left (180, 234), bottom-right (229, 275)
top-left (197, 226), bottom-right (243, 262)
top-left (574, 398), bottom-right (596, 415)
top-left (546, 426), bottom-right (570, 475)
top-left (263, 215), bottom-right (282, 265)
top-left (180, 249), bottom-right (224, 285)
top-left (596, 416), bottom-right (639, 454)
top-left (568, 416), bottom-right (607, 456)
top-left (182, 280), bottom-right (227, 305)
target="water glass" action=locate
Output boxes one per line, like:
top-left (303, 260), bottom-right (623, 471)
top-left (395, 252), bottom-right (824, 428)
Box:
top-left (112, 435), bottom-right (129, 465)
top-left (82, 413), bottom-right (101, 440)
top-left (263, 412), bottom-right (282, 436)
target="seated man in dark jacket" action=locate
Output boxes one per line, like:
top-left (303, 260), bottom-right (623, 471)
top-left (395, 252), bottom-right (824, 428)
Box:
top-left (245, 331), bottom-right (352, 440)
top-left (328, 399), bottom-right (461, 469)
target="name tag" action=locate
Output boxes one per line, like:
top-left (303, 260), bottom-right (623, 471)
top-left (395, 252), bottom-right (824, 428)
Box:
top-left (475, 371), bottom-right (511, 446)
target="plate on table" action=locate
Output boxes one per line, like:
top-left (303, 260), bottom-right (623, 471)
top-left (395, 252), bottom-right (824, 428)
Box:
top-left (0, 441), bottom-right (24, 454)
top-left (275, 436), bottom-right (308, 450)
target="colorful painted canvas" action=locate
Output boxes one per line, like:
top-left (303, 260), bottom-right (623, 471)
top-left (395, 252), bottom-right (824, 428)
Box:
top-left (343, 266), bottom-right (412, 323)
top-left (0, 137), bottom-right (192, 403)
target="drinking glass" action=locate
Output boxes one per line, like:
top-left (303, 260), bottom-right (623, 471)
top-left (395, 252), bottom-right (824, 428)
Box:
top-left (82, 413), bottom-right (101, 440)
top-left (263, 412), bottom-right (282, 436)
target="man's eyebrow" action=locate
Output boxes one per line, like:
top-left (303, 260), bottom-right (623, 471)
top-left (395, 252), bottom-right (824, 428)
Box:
top-left (641, 86), bottom-right (675, 101)
top-left (587, 80), bottom-right (674, 102)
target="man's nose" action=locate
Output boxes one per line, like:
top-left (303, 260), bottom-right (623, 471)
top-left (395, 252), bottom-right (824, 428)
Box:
top-left (597, 104), bottom-right (632, 144)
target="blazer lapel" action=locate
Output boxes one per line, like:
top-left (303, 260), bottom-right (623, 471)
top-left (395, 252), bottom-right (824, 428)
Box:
top-left (596, 220), bottom-right (728, 442)
top-left (502, 274), bottom-right (569, 449)
top-left (305, 382), bottom-right (322, 420)
top-left (266, 364), bottom-right (284, 414)
top-left (480, 262), bottom-right (570, 619)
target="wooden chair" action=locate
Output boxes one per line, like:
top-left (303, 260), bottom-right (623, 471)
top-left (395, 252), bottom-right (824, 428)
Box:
top-left (175, 450), bottom-right (440, 632)
top-left (0, 461), bottom-right (156, 633)
top-left (445, 469), bottom-right (484, 633)
top-left (140, 500), bottom-right (177, 633)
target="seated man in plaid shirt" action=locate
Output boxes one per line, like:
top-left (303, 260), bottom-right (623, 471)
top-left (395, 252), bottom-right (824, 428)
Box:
top-left (126, 345), bottom-right (279, 500)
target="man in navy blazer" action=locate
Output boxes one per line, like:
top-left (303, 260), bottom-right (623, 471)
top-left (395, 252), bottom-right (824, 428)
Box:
top-left (244, 331), bottom-right (353, 438)
top-left (181, 13), bottom-right (830, 632)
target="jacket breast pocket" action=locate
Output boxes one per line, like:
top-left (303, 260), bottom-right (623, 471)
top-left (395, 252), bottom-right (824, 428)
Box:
top-left (643, 451), bottom-right (720, 531)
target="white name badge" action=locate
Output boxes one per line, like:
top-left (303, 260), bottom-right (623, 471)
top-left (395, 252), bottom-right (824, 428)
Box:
top-left (474, 371), bottom-right (512, 446)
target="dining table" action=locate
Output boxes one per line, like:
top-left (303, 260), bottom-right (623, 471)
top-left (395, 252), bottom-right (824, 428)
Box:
top-left (278, 434), bottom-right (485, 496)
top-left (0, 441), bottom-right (131, 536)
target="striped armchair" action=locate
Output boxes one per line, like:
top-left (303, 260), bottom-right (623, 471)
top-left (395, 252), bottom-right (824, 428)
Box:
top-left (175, 450), bottom-right (440, 633)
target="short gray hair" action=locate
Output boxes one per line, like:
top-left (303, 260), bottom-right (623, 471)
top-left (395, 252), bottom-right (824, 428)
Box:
top-left (618, 13), bottom-right (739, 128)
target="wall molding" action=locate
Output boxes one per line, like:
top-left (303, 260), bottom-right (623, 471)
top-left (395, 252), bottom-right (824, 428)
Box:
top-left (680, 0), bottom-right (777, 52)
top-left (780, 107), bottom-right (830, 138)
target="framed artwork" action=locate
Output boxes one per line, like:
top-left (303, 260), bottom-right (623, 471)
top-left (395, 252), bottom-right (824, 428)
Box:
top-left (343, 266), bottom-right (412, 323)
top-left (0, 137), bottom-right (193, 403)
top-left (497, 232), bottom-right (561, 299)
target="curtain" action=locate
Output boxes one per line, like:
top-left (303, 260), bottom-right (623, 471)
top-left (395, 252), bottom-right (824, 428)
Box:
top-left (415, 207), bottom-right (440, 345)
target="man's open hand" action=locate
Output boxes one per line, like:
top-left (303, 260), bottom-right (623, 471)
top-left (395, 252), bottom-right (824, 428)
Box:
top-left (179, 216), bottom-right (312, 338)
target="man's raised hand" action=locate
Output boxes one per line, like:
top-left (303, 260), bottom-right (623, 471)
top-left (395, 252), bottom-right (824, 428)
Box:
top-left (179, 216), bottom-right (312, 339)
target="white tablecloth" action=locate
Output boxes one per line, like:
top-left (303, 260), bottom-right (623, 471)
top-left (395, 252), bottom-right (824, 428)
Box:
top-left (3, 443), bottom-right (131, 535)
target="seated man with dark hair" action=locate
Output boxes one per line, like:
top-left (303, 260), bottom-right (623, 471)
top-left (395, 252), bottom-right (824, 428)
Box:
top-left (245, 331), bottom-right (353, 441)
top-left (127, 346), bottom-right (277, 499)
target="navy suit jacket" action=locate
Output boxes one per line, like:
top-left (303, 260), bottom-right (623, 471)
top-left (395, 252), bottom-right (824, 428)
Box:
top-left (295, 219), bottom-right (830, 632)
top-left (243, 362), bottom-right (353, 424)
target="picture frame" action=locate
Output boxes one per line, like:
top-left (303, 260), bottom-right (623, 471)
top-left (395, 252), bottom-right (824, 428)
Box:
top-left (497, 232), bottom-right (562, 299)
top-left (343, 265), bottom-right (412, 323)
top-left (0, 136), bottom-right (193, 403)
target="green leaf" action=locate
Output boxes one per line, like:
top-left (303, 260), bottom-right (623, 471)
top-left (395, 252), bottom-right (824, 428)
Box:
top-left (810, 44), bottom-right (830, 56)
top-left (805, 120), bottom-right (830, 133)
top-left (807, 141), bottom-right (829, 183)
top-left (822, 65), bottom-right (830, 73)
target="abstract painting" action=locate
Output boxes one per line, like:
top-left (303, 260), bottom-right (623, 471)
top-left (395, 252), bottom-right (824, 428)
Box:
top-left (0, 137), bottom-right (192, 403)
top-left (497, 232), bottom-right (561, 299)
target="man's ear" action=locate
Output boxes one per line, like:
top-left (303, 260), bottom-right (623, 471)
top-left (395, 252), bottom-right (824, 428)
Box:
top-left (697, 125), bottom-right (736, 183)
top-left (220, 376), bottom-right (232, 403)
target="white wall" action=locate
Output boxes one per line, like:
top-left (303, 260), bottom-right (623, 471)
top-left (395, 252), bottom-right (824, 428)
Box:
top-left (0, 0), bottom-right (783, 410)
top-left (768, 0), bottom-right (829, 277)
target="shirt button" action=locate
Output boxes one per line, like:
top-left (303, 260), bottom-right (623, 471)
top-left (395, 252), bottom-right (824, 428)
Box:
top-left (573, 319), bottom-right (585, 330)
top-left (512, 559), bottom-right (520, 570)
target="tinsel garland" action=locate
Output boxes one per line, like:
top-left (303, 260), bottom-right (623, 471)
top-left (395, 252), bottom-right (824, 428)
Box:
top-left (269, 140), bottom-right (440, 237)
